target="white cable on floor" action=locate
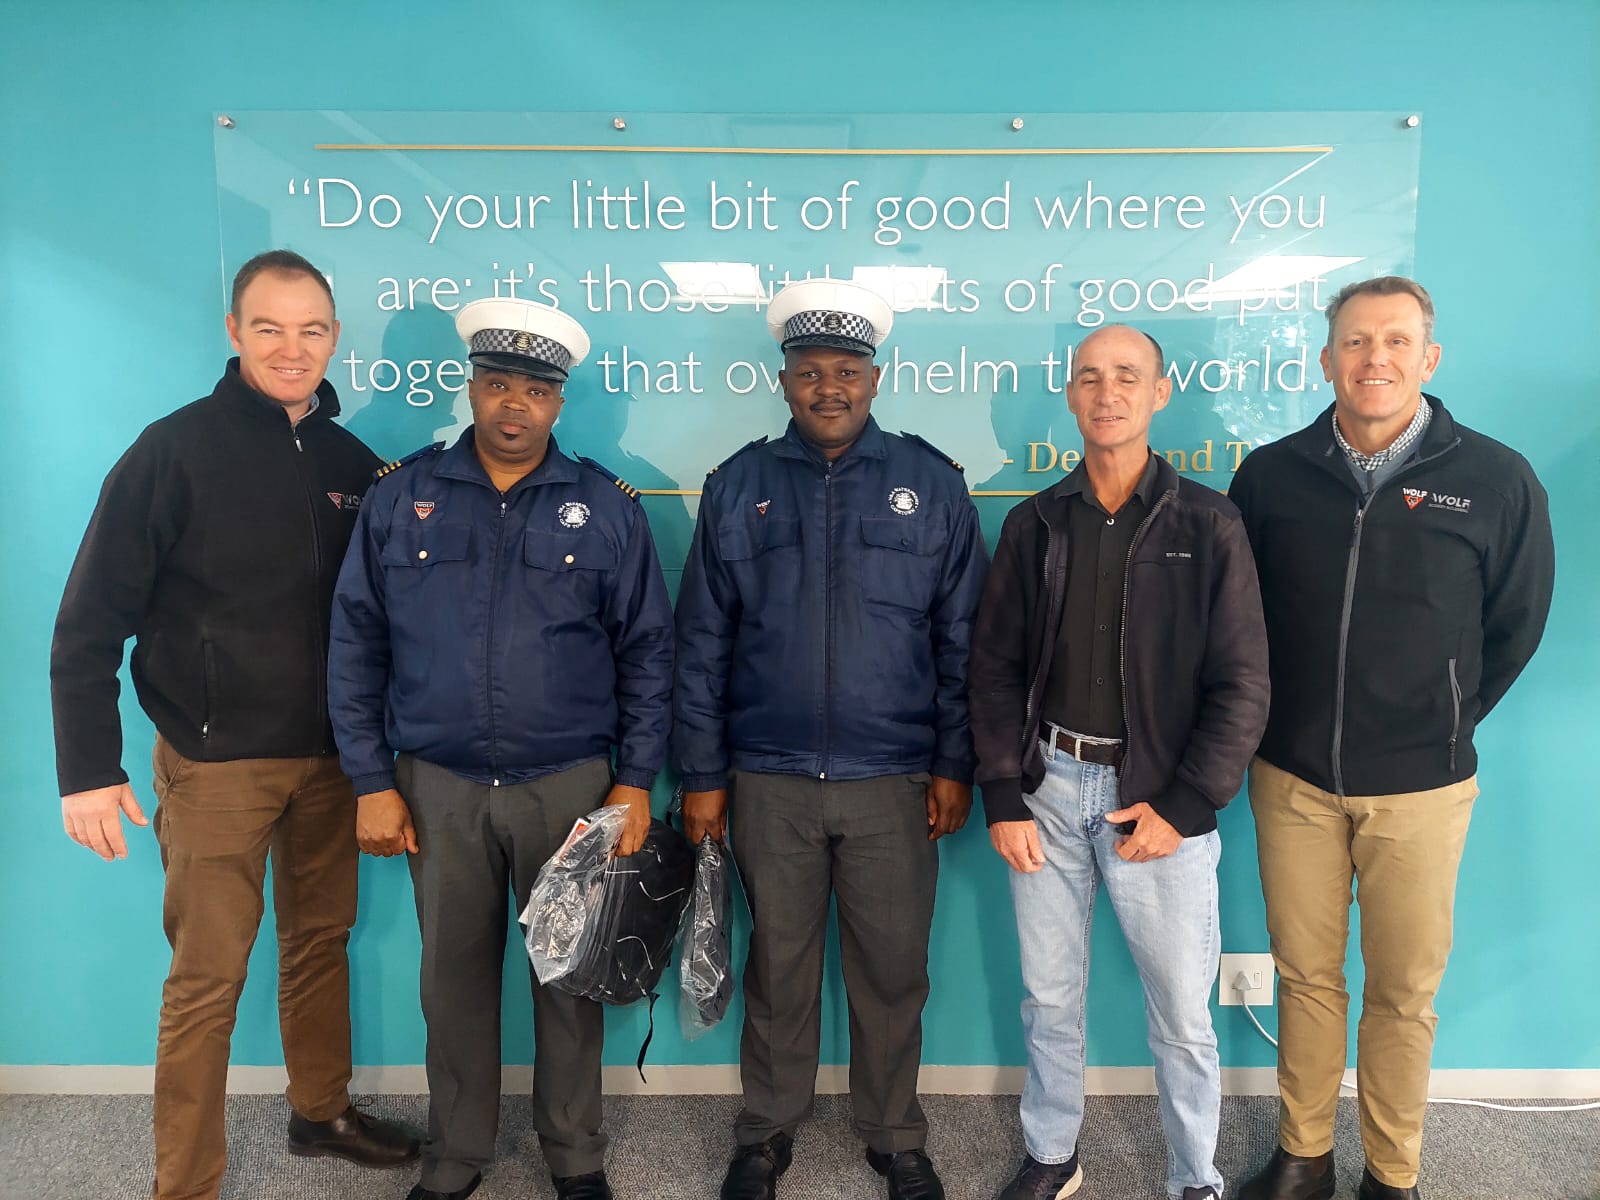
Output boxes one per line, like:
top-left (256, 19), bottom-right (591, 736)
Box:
top-left (1233, 978), bottom-right (1600, 1113)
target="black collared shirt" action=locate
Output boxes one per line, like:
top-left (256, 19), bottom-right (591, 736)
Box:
top-left (1042, 454), bottom-right (1161, 739)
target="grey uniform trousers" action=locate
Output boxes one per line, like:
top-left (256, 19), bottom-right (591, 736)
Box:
top-left (728, 770), bottom-right (939, 1154)
top-left (399, 754), bottom-right (611, 1190)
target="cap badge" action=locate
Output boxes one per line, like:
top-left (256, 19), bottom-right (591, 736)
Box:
top-left (513, 331), bottom-right (535, 352)
top-left (414, 501), bottom-right (436, 520)
top-left (823, 312), bottom-right (843, 332)
top-left (558, 501), bottom-right (591, 529)
top-left (888, 487), bottom-right (919, 516)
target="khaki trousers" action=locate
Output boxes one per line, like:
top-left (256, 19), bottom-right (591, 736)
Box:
top-left (1248, 757), bottom-right (1476, 1188)
top-left (150, 736), bottom-right (358, 1200)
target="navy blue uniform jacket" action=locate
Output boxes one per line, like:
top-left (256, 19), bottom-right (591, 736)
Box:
top-left (328, 431), bottom-right (674, 797)
top-left (673, 418), bottom-right (988, 789)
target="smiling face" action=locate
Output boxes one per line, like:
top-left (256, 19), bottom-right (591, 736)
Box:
top-left (1066, 325), bottom-right (1171, 456)
top-left (467, 368), bottom-right (565, 478)
top-left (779, 346), bottom-right (882, 460)
top-left (224, 270), bottom-right (339, 419)
top-left (1320, 291), bottom-right (1442, 452)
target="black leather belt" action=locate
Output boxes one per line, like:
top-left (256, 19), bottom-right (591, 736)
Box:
top-left (1047, 727), bottom-right (1123, 766)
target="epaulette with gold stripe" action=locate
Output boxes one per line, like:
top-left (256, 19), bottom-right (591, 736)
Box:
top-left (578, 455), bottom-right (641, 501)
top-left (705, 435), bottom-right (769, 479)
top-left (373, 441), bottom-right (445, 483)
top-left (899, 431), bottom-right (965, 473)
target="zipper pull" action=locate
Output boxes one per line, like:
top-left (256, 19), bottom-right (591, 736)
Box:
top-left (294, 433), bottom-right (303, 452)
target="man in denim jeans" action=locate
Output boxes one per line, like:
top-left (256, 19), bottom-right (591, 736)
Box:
top-left (968, 324), bottom-right (1269, 1200)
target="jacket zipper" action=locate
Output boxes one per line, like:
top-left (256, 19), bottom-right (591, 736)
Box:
top-left (1324, 435), bottom-right (1460, 796)
top-left (820, 461), bottom-right (833, 780)
top-left (1118, 492), bottom-right (1174, 778)
top-left (1019, 503), bottom-right (1063, 768)
top-left (1447, 657), bottom-right (1461, 771)
top-left (201, 638), bottom-right (218, 739)
top-left (1331, 496), bottom-right (1371, 797)
top-left (486, 497), bottom-right (508, 785)
top-left (290, 416), bottom-right (327, 739)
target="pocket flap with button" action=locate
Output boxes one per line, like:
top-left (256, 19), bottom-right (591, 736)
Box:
top-left (381, 522), bottom-right (472, 567)
top-left (860, 516), bottom-right (942, 556)
top-left (525, 529), bottom-right (619, 571)
top-left (717, 516), bottom-right (799, 562)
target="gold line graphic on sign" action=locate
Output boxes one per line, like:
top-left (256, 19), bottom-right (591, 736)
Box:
top-left (314, 143), bottom-right (1332, 156)
top-left (640, 489), bottom-right (1046, 498)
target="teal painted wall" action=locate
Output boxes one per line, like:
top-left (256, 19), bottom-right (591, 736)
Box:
top-left (2, 0), bottom-right (1596, 1074)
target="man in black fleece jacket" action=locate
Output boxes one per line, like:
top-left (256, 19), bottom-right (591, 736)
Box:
top-left (969, 324), bottom-right (1269, 1200)
top-left (51, 251), bottom-right (417, 1200)
top-left (1230, 277), bottom-right (1554, 1200)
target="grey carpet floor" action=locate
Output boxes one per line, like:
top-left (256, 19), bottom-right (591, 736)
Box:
top-left (1, 1093), bottom-right (1596, 1200)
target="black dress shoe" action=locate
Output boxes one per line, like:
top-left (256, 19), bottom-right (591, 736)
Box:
top-left (721, 1132), bottom-right (794, 1200)
top-left (1358, 1167), bottom-right (1420, 1199)
top-left (286, 1105), bottom-right (421, 1168)
top-left (404, 1173), bottom-right (481, 1200)
top-left (866, 1148), bottom-right (945, 1200)
top-left (1238, 1146), bottom-right (1335, 1200)
top-left (554, 1170), bottom-right (615, 1200)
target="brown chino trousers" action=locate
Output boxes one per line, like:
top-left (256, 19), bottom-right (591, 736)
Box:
top-left (1249, 757), bottom-right (1477, 1189)
top-left (150, 735), bottom-right (358, 1200)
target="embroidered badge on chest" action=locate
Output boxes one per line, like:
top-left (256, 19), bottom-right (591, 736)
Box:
top-left (414, 501), bottom-right (436, 520)
top-left (888, 487), bottom-right (919, 516)
top-left (755, 499), bottom-right (771, 516)
top-left (558, 501), bottom-right (592, 529)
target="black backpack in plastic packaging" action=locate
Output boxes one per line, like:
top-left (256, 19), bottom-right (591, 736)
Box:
top-left (523, 807), bottom-right (696, 1073)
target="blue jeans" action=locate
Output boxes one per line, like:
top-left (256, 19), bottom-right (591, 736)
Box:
top-left (1009, 741), bottom-right (1224, 1199)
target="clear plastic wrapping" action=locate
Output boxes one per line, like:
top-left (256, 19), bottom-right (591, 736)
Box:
top-left (521, 808), bottom-right (696, 1006)
top-left (679, 835), bottom-right (735, 1039)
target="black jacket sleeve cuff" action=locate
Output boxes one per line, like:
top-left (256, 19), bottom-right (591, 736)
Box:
top-left (1149, 778), bottom-right (1219, 838)
top-left (979, 777), bottom-right (1032, 825)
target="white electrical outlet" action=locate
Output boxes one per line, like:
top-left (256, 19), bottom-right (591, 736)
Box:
top-left (1219, 952), bottom-right (1276, 1006)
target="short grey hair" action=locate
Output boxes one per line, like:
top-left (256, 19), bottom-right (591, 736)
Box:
top-left (1324, 276), bottom-right (1435, 345)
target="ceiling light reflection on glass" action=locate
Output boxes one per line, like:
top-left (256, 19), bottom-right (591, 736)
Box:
top-left (660, 261), bottom-right (766, 306)
top-left (1186, 254), bottom-right (1363, 306)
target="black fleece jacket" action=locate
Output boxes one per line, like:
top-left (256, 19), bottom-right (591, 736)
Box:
top-left (969, 455), bottom-right (1270, 836)
top-left (51, 361), bottom-right (381, 795)
top-left (1228, 396), bottom-right (1554, 797)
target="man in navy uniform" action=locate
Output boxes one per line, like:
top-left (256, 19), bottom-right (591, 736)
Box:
top-left (329, 298), bottom-right (675, 1200)
top-left (675, 279), bottom-right (990, 1200)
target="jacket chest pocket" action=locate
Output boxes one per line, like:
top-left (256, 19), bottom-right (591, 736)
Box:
top-left (380, 523), bottom-right (473, 582)
top-left (524, 529), bottom-right (618, 613)
top-left (716, 516), bottom-right (801, 609)
top-left (859, 516), bottom-right (944, 612)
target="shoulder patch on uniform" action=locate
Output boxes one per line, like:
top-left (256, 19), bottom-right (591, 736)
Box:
top-left (899, 431), bottom-right (965, 473)
top-left (577, 455), bottom-right (641, 501)
top-left (705, 435), bottom-right (769, 479)
top-left (373, 441), bottom-right (445, 482)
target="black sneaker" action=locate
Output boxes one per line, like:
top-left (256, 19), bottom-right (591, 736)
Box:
top-left (721, 1133), bottom-right (794, 1200)
top-left (996, 1152), bottom-right (1083, 1200)
top-left (1182, 1189), bottom-right (1221, 1200)
top-left (553, 1170), bottom-right (614, 1200)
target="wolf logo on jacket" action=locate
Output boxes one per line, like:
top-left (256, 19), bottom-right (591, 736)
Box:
top-left (675, 280), bottom-right (989, 1200)
top-left (1229, 276), bottom-right (1554, 1200)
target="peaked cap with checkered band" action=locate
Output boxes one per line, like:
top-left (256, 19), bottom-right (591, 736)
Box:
top-left (455, 297), bottom-right (591, 383)
top-left (766, 279), bottom-right (894, 357)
